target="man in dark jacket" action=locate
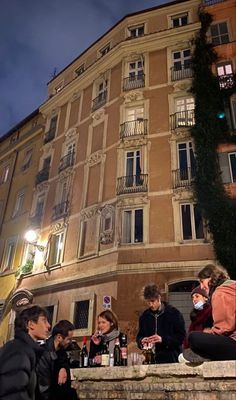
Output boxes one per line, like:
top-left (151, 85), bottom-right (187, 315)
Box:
top-left (0, 305), bottom-right (50, 400)
top-left (37, 319), bottom-right (78, 400)
top-left (136, 284), bottom-right (186, 363)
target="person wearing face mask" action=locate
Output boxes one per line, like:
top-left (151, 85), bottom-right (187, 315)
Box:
top-left (183, 286), bottom-right (213, 349)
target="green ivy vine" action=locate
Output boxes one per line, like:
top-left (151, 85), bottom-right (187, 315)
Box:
top-left (191, 10), bottom-right (236, 278)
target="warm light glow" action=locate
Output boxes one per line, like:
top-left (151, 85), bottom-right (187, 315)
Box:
top-left (24, 229), bottom-right (38, 243)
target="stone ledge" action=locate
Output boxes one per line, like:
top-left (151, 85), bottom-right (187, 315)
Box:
top-left (71, 360), bottom-right (236, 381)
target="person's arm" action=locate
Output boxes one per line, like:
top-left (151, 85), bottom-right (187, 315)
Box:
top-left (136, 315), bottom-right (148, 349)
top-left (36, 350), bottom-right (52, 400)
top-left (210, 285), bottom-right (236, 336)
top-left (161, 310), bottom-right (186, 349)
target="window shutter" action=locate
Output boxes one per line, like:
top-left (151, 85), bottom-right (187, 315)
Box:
top-left (218, 152), bottom-right (231, 183)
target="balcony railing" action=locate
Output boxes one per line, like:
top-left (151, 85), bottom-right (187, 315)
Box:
top-left (170, 110), bottom-right (195, 130)
top-left (58, 152), bottom-right (75, 173)
top-left (171, 64), bottom-right (193, 81)
top-left (123, 73), bottom-right (145, 91)
top-left (35, 167), bottom-right (50, 185)
top-left (172, 167), bottom-right (195, 189)
top-left (218, 74), bottom-right (235, 90)
top-left (44, 130), bottom-right (55, 144)
top-left (92, 90), bottom-right (107, 112)
top-left (120, 119), bottom-right (148, 139)
top-left (51, 201), bottom-right (69, 221)
top-left (117, 174), bottom-right (148, 195)
top-left (202, 0), bottom-right (225, 5)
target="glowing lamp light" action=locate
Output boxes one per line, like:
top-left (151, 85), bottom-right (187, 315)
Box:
top-left (24, 229), bottom-right (38, 243)
top-left (217, 111), bottom-right (225, 119)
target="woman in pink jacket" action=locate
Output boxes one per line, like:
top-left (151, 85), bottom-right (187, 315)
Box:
top-left (180, 264), bottom-right (236, 363)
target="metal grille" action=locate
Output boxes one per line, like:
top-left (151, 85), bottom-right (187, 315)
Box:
top-left (74, 300), bottom-right (89, 329)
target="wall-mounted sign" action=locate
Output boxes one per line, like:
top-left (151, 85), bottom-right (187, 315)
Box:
top-left (103, 295), bottom-right (111, 309)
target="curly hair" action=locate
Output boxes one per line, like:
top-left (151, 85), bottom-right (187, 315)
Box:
top-left (143, 284), bottom-right (161, 300)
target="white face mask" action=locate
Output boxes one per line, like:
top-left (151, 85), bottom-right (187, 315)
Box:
top-left (194, 300), bottom-right (204, 310)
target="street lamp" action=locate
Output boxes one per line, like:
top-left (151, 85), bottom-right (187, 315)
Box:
top-left (24, 229), bottom-right (45, 252)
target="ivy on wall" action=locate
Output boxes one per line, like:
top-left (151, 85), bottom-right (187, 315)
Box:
top-left (190, 10), bottom-right (236, 278)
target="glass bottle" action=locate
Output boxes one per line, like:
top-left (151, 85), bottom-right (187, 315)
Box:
top-left (114, 338), bottom-right (121, 366)
top-left (101, 342), bottom-right (110, 367)
top-left (80, 336), bottom-right (88, 367)
top-left (120, 333), bottom-right (128, 366)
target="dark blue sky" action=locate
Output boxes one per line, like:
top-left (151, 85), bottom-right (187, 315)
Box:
top-left (0, 0), bottom-right (170, 136)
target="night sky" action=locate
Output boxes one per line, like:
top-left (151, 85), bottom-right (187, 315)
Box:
top-left (0, 0), bottom-right (171, 137)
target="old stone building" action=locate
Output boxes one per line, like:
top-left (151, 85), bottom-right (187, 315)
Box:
top-left (0, 0), bottom-right (235, 345)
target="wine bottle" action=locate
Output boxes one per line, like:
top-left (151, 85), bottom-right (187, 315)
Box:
top-left (80, 336), bottom-right (88, 367)
top-left (120, 333), bottom-right (128, 366)
top-left (101, 342), bottom-right (109, 367)
top-left (114, 338), bottom-right (121, 366)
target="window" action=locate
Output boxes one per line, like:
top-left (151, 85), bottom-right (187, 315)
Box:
top-left (75, 64), bottom-right (85, 76)
top-left (1, 164), bottom-right (10, 184)
top-left (48, 231), bottom-right (65, 265)
top-left (211, 22), bottom-right (229, 45)
top-left (231, 100), bottom-right (236, 129)
top-left (45, 305), bottom-right (55, 326)
top-left (128, 60), bottom-right (144, 80)
top-left (128, 25), bottom-right (144, 38)
top-left (55, 83), bottom-right (63, 93)
top-left (70, 294), bottom-right (95, 336)
top-left (125, 150), bottom-right (142, 186)
top-left (172, 49), bottom-right (191, 71)
top-left (122, 209), bottom-right (143, 243)
top-left (92, 79), bottom-right (107, 111)
top-left (217, 61), bottom-right (234, 89)
top-left (177, 141), bottom-right (195, 181)
top-left (22, 149), bottom-right (33, 171)
top-left (0, 301), bottom-right (4, 320)
top-left (99, 43), bottom-right (110, 57)
top-left (171, 13), bottom-right (188, 28)
top-left (12, 190), bottom-right (25, 217)
top-left (218, 151), bottom-right (236, 183)
top-left (175, 97), bottom-right (195, 126)
top-left (1, 237), bottom-right (17, 272)
top-left (180, 204), bottom-right (204, 240)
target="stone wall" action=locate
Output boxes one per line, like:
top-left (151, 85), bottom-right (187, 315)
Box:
top-left (71, 361), bottom-right (236, 400)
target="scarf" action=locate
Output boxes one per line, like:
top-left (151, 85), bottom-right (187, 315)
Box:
top-left (102, 329), bottom-right (120, 354)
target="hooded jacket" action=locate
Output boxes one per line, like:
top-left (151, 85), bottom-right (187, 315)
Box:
top-left (0, 329), bottom-right (43, 400)
top-left (136, 303), bottom-right (186, 363)
top-left (209, 279), bottom-right (236, 340)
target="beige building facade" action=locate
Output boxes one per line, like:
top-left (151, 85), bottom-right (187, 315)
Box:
top-left (4, 0), bottom-right (234, 344)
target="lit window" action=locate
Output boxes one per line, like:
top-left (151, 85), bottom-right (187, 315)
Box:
top-left (180, 204), bottom-right (204, 240)
top-left (171, 14), bottom-right (188, 28)
top-left (122, 209), bottom-right (143, 243)
top-left (128, 25), bottom-right (144, 38)
top-left (48, 231), bottom-right (65, 265)
top-left (211, 22), bottom-right (229, 45)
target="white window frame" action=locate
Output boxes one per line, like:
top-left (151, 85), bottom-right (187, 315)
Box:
top-left (70, 293), bottom-right (95, 337)
top-left (121, 208), bottom-right (144, 244)
top-left (99, 43), bottom-right (110, 57)
top-left (48, 231), bottom-right (65, 266)
top-left (180, 203), bottom-right (204, 241)
top-left (1, 164), bottom-right (10, 184)
top-left (171, 13), bottom-right (188, 28)
top-left (22, 148), bottom-right (33, 171)
top-left (12, 190), bottom-right (25, 218)
top-left (210, 22), bottom-right (229, 45)
top-left (127, 59), bottom-right (144, 79)
top-left (75, 63), bottom-right (85, 76)
top-left (55, 82), bottom-right (63, 94)
top-left (1, 236), bottom-right (17, 272)
top-left (128, 24), bottom-right (144, 38)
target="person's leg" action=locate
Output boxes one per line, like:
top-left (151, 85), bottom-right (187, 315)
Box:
top-left (189, 332), bottom-right (236, 361)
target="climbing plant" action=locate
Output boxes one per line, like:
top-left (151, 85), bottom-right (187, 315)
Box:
top-left (191, 10), bottom-right (236, 278)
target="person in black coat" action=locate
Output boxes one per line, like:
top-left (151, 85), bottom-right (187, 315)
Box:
top-left (136, 284), bottom-right (186, 363)
top-left (36, 320), bottom-right (78, 400)
top-left (0, 305), bottom-right (50, 400)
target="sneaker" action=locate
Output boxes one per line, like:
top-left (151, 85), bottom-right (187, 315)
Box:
top-left (179, 348), bottom-right (210, 364)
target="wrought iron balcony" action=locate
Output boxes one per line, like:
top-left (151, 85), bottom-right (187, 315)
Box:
top-left (35, 167), bottom-right (50, 185)
top-left (51, 201), bottom-right (69, 221)
top-left (202, 0), bottom-right (225, 5)
top-left (218, 74), bottom-right (235, 90)
top-left (170, 110), bottom-right (195, 130)
top-left (92, 90), bottom-right (107, 112)
top-left (44, 130), bottom-right (55, 144)
top-left (58, 152), bottom-right (75, 173)
top-left (171, 64), bottom-right (193, 81)
top-left (172, 167), bottom-right (195, 189)
top-left (123, 73), bottom-right (145, 91)
top-left (120, 119), bottom-right (148, 139)
top-left (117, 174), bottom-right (148, 195)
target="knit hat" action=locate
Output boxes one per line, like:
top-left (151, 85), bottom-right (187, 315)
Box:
top-left (191, 286), bottom-right (209, 299)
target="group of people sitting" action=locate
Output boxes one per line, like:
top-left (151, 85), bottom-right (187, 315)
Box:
top-left (0, 263), bottom-right (235, 399)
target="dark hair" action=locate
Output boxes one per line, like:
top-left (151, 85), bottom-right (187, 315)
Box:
top-left (143, 284), bottom-right (161, 300)
top-left (14, 305), bottom-right (48, 333)
top-left (98, 310), bottom-right (118, 330)
top-left (198, 264), bottom-right (230, 291)
top-left (52, 320), bottom-right (75, 338)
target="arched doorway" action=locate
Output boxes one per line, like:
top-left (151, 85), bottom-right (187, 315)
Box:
top-left (168, 280), bottom-right (198, 328)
